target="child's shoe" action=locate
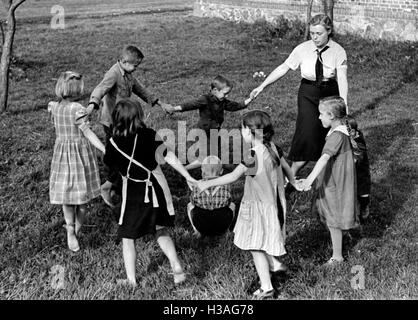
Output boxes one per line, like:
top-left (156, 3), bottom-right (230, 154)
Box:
top-left (252, 288), bottom-right (274, 299)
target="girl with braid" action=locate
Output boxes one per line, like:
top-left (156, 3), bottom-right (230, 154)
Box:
top-left (298, 96), bottom-right (360, 265)
top-left (197, 110), bottom-right (300, 299)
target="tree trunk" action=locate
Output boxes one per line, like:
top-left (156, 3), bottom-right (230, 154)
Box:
top-left (322, 0), bottom-right (334, 21)
top-left (1, 0), bottom-right (26, 113)
top-left (1, 20), bottom-right (5, 46)
top-left (304, 0), bottom-right (315, 40)
top-left (0, 16), bottom-right (17, 113)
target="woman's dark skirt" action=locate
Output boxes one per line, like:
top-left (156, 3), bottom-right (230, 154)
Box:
top-left (288, 79), bottom-right (339, 162)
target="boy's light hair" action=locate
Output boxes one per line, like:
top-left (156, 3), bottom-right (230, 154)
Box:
top-left (55, 71), bottom-right (84, 100)
top-left (201, 155), bottom-right (223, 178)
top-left (121, 45), bottom-right (144, 63)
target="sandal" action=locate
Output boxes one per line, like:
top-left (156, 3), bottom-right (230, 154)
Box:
top-left (252, 288), bottom-right (274, 299)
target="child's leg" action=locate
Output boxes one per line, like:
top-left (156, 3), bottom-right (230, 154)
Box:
top-left (266, 255), bottom-right (287, 273)
top-left (63, 205), bottom-right (79, 252)
top-left (75, 204), bottom-right (86, 235)
top-left (156, 228), bottom-right (186, 284)
top-left (328, 227), bottom-right (344, 261)
top-left (187, 203), bottom-right (200, 236)
top-left (251, 251), bottom-right (273, 292)
top-left (359, 195), bottom-right (370, 220)
top-left (101, 124), bottom-right (116, 207)
top-left (122, 238), bottom-right (137, 285)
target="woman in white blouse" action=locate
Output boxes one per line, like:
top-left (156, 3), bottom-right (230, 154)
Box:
top-left (250, 14), bottom-right (348, 178)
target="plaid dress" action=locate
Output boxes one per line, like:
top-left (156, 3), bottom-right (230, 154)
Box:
top-left (48, 101), bottom-right (101, 205)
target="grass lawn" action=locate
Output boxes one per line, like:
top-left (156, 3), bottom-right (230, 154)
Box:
top-left (0, 5), bottom-right (417, 300)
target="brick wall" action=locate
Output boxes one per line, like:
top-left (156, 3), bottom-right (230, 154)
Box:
top-left (194, 0), bottom-right (418, 41)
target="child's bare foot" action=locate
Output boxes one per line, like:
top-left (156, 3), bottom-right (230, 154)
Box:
top-left (65, 224), bottom-right (80, 252)
top-left (173, 271), bottom-right (186, 285)
top-left (116, 278), bottom-right (137, 288)
top-left (170, 264), bottom-right (186, 285)
top-left (323, 257), bottom-right (344, 267)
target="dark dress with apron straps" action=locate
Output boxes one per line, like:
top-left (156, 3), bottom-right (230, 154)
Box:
top-left (103, 128), bottom-right (175, 240)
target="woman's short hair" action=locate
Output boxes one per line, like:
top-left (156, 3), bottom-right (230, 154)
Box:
top-left (55, 71), bottom-right (84, 100)
top-left (309, 14), bottom-right (333, 37)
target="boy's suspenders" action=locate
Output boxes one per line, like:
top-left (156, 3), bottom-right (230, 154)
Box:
top-left (110, 135), bottom-right (159, 225)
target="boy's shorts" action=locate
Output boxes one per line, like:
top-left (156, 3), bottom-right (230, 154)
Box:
top-left (190, 205), bottom-right (234, 236)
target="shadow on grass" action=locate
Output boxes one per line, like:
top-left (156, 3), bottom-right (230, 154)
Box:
top-left (286, 118), bottom-right (415, 268)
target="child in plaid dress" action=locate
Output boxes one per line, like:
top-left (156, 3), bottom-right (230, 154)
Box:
top-left (48, 71), bottom-right (105, 252)
top-left (187, 156), bottom-right (235, 237)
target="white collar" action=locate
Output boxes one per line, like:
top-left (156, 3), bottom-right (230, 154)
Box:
top-left (311, 39), bottom-right (334, 52)
top-left (327, 124), bottom-right (349, 137)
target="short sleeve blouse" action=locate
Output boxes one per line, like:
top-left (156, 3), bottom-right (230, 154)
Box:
top-left (284, 39), bottom-right (347, 81)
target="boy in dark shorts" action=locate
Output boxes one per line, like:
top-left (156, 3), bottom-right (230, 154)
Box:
top-left (187, 156), bottom-right (235, 237)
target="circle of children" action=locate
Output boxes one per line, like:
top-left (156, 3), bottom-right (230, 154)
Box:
top-left (48, 44), bottom-right (370, 299)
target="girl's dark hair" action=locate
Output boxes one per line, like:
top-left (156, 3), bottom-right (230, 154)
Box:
top-left (242, 110), bottom-right (280, 167)
top-left (112, 98), bottom-right (146, 137)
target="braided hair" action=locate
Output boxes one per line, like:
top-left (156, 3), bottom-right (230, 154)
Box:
top-left (242, 110), bottom-right (280, 167)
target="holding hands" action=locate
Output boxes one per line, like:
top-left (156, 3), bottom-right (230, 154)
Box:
top-left (196, 180), bottom-right (212, 193)
top-left (249, 86), bottom-right (264, 101)
top-left (159, 102), bottom-right (175, 115)
top-left (295, 179), bottom-right (312, 192)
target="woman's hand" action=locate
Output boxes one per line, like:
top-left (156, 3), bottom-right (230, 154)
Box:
top-left (250, 86), bottom-right (264, 100)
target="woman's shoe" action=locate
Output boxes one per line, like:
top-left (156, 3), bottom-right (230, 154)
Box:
top-left (252, 288), bottom-right (274, 299)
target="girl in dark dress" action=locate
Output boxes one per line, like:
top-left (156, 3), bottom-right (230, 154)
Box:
top-left (250, 14), bottom-right (348, 177)
top-left (104, 98), bottom-right (196, 286)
